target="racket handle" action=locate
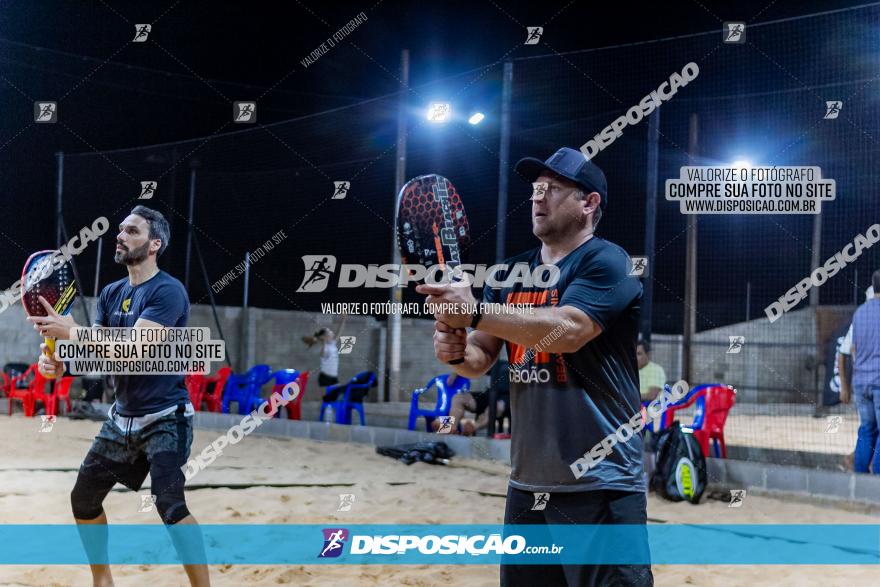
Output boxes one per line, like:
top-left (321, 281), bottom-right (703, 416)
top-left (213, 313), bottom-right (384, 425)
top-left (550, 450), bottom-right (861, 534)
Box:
top-left (448, 358), bottom-right (464, 365)
top-left (43, 337), bottom-right (59, 380)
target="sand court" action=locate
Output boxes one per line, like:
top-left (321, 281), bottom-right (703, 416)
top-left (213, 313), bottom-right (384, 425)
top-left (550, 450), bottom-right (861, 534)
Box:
top-left (0, 415), bottom-right (878, 586)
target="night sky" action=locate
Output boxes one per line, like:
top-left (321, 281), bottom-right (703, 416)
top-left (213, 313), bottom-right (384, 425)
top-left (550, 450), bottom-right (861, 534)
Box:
top-left (0, 0), bottom-right (872, 332)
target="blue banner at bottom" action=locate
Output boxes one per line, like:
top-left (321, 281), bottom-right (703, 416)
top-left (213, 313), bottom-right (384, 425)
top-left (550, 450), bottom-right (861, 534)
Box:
top-left (1, 524), bottom-right (879, 565)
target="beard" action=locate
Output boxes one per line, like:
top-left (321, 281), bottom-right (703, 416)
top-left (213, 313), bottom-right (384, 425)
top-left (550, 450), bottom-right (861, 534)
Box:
top-left (114, 241), bottom-right (150, 265)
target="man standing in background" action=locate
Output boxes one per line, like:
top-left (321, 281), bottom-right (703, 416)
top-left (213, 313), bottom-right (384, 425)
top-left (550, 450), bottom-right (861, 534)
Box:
top-left (850, 271), bottom-right (880, 474)
top-left (637, 340), bottom-right (666, 402)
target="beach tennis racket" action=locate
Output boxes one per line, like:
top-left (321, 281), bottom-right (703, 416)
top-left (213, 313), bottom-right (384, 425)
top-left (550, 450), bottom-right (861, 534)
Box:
top-left (21, 250), bottom-right (79, 378)
top-left (396, 174), bottom-right (471, 364)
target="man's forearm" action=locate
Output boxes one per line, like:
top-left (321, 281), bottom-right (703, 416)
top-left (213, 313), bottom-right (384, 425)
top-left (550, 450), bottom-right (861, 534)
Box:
top-left (475, 304), bottom-right (592, 353)
top-left (453, 339), bottom-right (495, 379)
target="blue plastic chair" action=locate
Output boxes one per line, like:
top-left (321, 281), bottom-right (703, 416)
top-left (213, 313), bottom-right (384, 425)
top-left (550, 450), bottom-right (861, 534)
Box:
top-left (319, 371), bottom-right (375, 425)
top-left (407, 375), bottom-right (471, 431)
top-left (221, 364), bottom-right (273, 414)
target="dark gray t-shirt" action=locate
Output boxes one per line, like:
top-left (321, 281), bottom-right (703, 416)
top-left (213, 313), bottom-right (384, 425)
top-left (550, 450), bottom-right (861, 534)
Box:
top-left (483, 237), bottom-right (644, 493)
top-left (95, 270), bottom-right (190, 416)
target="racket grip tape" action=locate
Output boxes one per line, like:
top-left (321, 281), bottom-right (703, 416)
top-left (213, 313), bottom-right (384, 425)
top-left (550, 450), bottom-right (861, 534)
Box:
top-left (43, 337), bottom-right (59, 380)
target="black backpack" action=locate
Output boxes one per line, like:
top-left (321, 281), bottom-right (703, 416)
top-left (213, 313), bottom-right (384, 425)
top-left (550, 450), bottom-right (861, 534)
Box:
top-left (650, 422), bottom-right (707, 504)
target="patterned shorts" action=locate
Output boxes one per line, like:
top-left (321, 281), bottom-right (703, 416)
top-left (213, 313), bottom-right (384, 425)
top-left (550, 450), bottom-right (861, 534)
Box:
top-left (80, 404), bottom-right (193, 491)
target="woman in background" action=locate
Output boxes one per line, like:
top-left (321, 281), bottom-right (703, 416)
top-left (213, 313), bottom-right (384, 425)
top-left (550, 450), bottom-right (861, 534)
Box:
top-left (302, 315), bottom-right (347, 400)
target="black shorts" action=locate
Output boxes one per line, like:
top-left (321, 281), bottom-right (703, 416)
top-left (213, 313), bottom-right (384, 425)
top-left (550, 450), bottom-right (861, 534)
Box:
top-left (318, 372), bottom-right (339, 388)
top-left (502, 486), bottom-right (653, 587)
top-left (78, 404), bottom-right (193, 491)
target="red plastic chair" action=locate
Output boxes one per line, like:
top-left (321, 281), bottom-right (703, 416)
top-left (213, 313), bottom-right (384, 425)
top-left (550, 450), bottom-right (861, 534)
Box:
top-left (46, 377), bottom-right (74, 417)
top-left (202, 367), bottom-right (232, 413)
top-left (284, 371), bottom-right (309, 420)
top-left (27, 368), bottom-right (58, 417)
top-left (662, 384), bottom-right (737, 458)
top-left (7, 364), bottom-right (42, 417)
top-left (185, 373), bottom-right (208, 411)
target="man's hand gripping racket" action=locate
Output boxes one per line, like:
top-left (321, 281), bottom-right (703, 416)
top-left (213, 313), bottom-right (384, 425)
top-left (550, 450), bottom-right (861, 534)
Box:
top-left (21, 250), bottom-right (80, 379)
top-left (396, 174), bottom-right (471, 365)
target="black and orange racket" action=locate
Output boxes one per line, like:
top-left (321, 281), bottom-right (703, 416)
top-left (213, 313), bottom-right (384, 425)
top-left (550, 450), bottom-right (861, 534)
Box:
top-left (396, 174), bottom-right (471, 364)
top-left (21, 250), bottom-right (79, 378)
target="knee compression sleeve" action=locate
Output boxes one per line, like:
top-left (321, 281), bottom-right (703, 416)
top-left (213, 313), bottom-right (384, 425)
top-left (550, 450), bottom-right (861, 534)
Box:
top-left (151, 467), bottom-right (191, 525)
top-left (71, 472), bottom-right (113, 520)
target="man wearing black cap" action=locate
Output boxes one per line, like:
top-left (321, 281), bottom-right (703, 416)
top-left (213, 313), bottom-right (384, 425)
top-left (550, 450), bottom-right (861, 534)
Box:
top-left (417, 147), bottom-right (649, 586)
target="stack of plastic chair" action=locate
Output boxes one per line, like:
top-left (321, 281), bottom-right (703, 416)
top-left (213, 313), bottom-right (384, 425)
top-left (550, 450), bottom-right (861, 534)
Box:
top-left (285, 371), bottom-right (309, 420)
top-left (265, 369), bottom-right (309, 419)
top-left (2, 363), bottom-right (32, 407)
top-left (185, 374), bottom-right (208, 411)
top-left (659, 383), bottom-right (737, 458)
top-left (222, 364), bottom-right (273, 414)
top-left (7, 364), bottom-right (44, 417)
top-left (202, 367), bottom-right (232, 413)
top-left (407, 374), bottom-right (471, 431)
top-left (47, 376), bottom-right (75, 417)
top-left (319, 371), bottom-right (375, 425)
top-left (267, 369), bottom-right (297, 417)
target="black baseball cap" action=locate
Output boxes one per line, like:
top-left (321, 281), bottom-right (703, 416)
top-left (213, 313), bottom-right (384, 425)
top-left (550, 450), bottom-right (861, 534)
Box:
top-left (515, 147), bottom-right (608, 208)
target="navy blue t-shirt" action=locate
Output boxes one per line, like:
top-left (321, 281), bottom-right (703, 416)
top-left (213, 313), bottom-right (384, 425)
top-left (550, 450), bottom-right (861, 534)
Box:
top-left (483, 236), bottom-right (643, 493)
top-left (95, 270), bottom-right (190, 416)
